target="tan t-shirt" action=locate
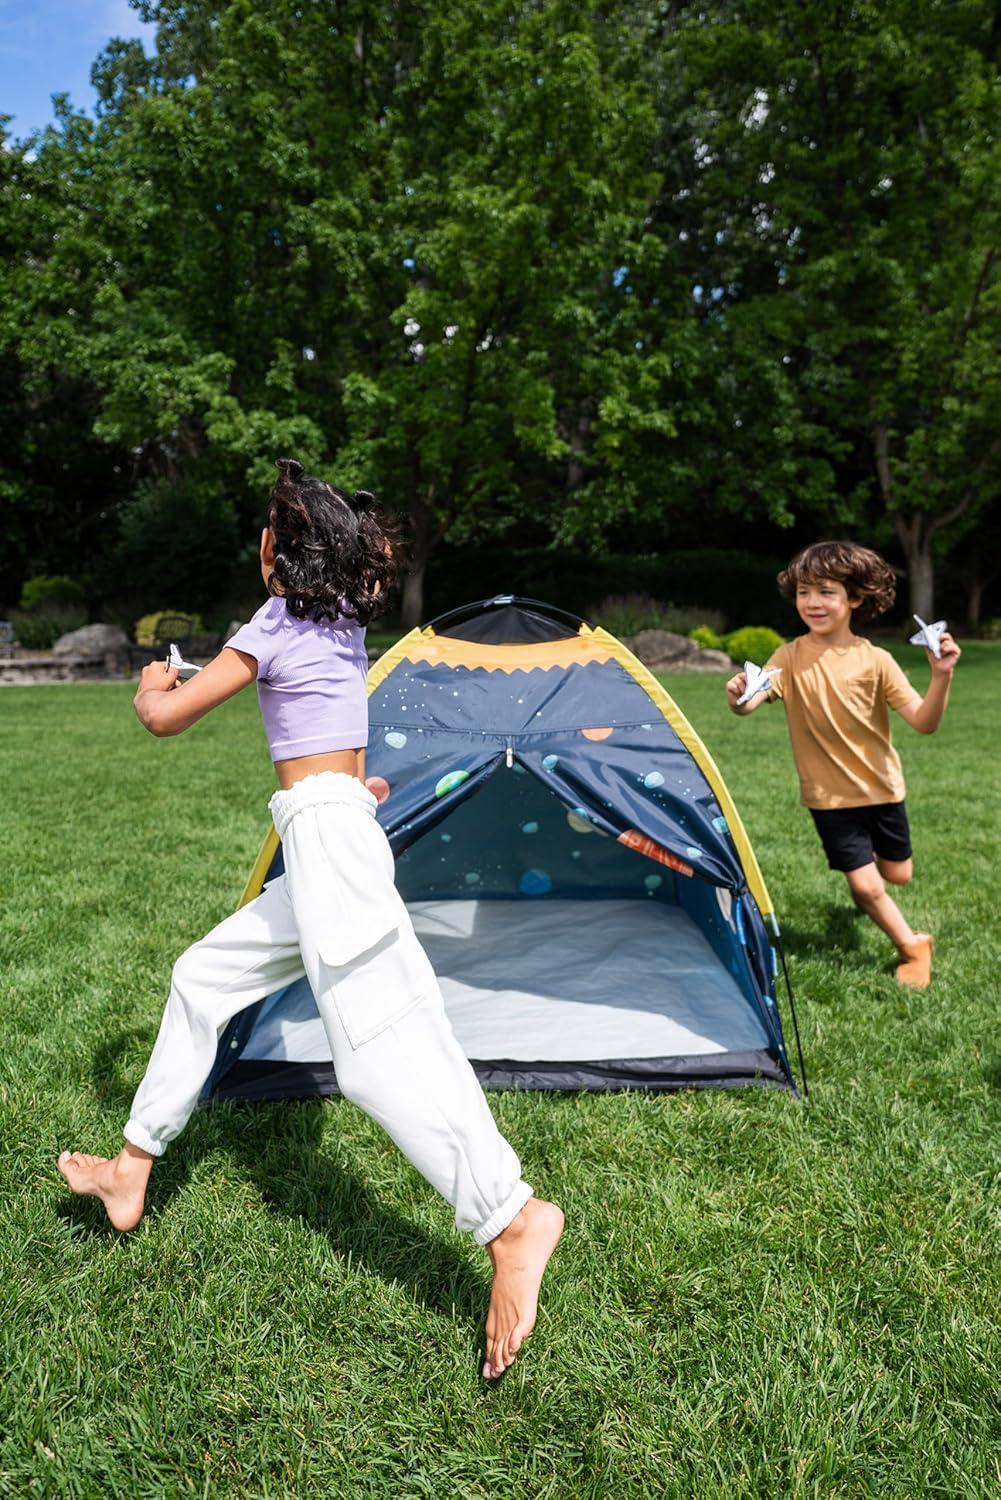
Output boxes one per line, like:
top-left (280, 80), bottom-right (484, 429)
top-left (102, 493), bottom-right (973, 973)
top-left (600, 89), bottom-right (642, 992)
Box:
top-left (765, 635), bottom-right (919, 809)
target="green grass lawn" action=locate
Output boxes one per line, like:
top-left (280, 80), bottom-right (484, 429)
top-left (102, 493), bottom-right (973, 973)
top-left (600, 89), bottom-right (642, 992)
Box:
top-left (1, 645), bottom-right (998, 1496)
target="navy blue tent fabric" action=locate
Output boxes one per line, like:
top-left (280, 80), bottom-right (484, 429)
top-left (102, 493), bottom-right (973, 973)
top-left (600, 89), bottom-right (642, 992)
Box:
top-left (205, 601), bottom-right (797, 1102)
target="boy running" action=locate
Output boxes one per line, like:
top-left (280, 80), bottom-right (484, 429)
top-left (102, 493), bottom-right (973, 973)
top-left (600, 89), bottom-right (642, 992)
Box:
top-left (726, 541), bottom-right (960, 988)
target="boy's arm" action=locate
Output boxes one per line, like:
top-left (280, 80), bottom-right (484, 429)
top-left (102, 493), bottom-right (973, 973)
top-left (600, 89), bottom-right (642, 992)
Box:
top-left (893, 632), bottom-right (961, 735)
top-left (133, 648), bottom-right (257, 736)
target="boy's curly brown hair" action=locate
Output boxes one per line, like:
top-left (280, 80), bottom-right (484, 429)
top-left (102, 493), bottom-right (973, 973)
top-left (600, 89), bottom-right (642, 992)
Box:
top-left (777, 541), bottom-right (897, 624)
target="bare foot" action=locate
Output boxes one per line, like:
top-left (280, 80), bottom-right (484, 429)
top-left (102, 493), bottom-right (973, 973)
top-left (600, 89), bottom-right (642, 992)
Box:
top-left (482, 1197), bottom-right (564, 1380)
top-left (57, 1143), bottom-right (153, 1231)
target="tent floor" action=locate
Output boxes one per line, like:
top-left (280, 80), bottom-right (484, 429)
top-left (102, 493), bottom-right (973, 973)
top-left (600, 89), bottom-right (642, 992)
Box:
top-left (410, 898), bottom-right (770, 1061)
top-left (213, 899), bottom-right (787, 1099)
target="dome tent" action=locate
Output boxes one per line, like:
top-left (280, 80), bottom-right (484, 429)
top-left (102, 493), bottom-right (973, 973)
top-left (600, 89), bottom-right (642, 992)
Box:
top-left (204, 597), bottom-right (805, 1105)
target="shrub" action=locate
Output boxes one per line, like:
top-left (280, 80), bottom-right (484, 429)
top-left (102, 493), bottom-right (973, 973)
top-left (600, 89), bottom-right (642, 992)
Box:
top-left (979, 617), bottom-right (1001, 640)
top-left (19, 575), bottom-right (87, 612)
top-left (722, 626), bottom-right (785, 664)
top-left (10, 606), bottom-right (87, 651)
top-left (689, 625), bottom-right (724, 651)
top-left (134, 610), bottom-right (206, 647)
top-left (593, 595), bottom-right (726, 639)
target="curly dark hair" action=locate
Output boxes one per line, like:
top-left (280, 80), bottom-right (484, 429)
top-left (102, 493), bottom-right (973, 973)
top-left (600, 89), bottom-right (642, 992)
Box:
top-left (777, 540), bottom-right (896, 624)
top-left (265, 458), bottom-right (402, 626)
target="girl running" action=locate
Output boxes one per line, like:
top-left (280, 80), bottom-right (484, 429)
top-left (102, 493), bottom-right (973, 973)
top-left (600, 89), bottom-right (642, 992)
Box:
top-left (58, 458), bottom-right (563, 1380)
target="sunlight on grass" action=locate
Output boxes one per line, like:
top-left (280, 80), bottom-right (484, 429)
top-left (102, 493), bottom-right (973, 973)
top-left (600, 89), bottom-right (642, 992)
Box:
top-left (0, 645), bottom-right (997, 1494)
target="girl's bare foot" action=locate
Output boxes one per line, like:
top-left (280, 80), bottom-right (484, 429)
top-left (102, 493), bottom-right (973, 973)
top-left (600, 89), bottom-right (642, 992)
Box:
top-left (57, 1142), bottom-right (153, 1231)
top-left (482, 1197), bottom-right (564, 1380)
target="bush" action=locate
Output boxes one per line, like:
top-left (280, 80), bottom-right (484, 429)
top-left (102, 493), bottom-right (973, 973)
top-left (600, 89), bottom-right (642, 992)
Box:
top-left (19, 575), bottom-right (87, 612)
top-left (979, 618), bottom-right (1001, 640)
top-left (134, 610), bottom-right (206, 647)
top-left (722, 626), bottom-right (785, 665)
top-left (102, 478), bottom-right (240, 618)
top-left (592, 594), bottom-right (727, 639)
top-left (688, 625), bottom-right (724, 651)
top-left (10, 606), bottom-right (87, 651)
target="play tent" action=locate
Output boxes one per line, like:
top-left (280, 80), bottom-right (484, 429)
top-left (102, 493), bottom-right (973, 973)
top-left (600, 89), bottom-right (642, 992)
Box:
top-left (204, 597), bottom-right (803, 1105)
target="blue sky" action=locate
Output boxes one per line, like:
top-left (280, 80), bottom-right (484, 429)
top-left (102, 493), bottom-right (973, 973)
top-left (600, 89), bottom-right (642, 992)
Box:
top-left (0, 0), bottom-right (156, 139)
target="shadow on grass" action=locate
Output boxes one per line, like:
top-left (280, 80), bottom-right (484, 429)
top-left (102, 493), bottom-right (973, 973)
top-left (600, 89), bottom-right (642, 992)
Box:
top-left (782, 901), bottom-right (870, 968)
top-left (61, 1032), bottom-right (488, 1338)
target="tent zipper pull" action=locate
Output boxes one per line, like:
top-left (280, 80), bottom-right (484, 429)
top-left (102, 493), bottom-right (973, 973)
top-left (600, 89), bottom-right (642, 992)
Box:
top-left (505, 743), bottom-right (514, 768)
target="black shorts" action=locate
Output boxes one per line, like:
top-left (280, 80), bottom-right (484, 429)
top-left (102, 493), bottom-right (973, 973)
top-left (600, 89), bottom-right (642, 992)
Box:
top-left (809, 801), bottom-right (912, 873)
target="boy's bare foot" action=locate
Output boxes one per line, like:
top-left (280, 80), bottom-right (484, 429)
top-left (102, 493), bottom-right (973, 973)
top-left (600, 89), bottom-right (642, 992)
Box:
top-left (57, 1142), bottom-right (153, 1231)
top-left (895, 932), bottom-right (935, 989)
top-left (482, 1197), bottom-right (564, 1380)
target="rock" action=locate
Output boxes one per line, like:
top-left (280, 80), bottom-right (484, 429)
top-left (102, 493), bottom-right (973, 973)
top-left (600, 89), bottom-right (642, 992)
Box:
top-left (674, 648), bottom-right (733, 674)
top-left (627, 629), bottom-right (700, 669)
top-left (625, 631), bottom-right (732, 674)
top-left (52, 624), bottom-right (129, 659)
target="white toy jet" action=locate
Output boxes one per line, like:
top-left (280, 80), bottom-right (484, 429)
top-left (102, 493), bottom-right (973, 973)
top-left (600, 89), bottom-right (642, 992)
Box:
top-left (736, 660), bottom-right (781, 706)
top-left (166, 642), bottom-right (202, 675)
top-left (909, 615), bottom-right (947, 660)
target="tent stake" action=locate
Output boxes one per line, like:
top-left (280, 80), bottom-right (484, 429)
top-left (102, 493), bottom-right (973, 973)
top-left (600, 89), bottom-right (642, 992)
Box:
top-left (771, 922), bottom-right (809, 1102)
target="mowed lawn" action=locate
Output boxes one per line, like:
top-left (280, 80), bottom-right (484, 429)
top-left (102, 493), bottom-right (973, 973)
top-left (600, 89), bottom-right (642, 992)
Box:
top-left (0, 643), bottom-right (997, 1497)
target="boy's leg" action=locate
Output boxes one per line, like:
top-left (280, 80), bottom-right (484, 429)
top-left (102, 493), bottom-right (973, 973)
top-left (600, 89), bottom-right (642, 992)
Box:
top-left (58, 878), bottom-right (305, 1227)
top-left (843, 864), bottom-right (934, 987)
top-left (844, 862), bottom-right (918, 947)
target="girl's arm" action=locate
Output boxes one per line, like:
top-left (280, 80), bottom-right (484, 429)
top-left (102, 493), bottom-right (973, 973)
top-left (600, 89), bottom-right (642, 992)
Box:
top-left (133, 647), bottom-right (257, 737)
top-left (894, 633), bottom-right (961, 735)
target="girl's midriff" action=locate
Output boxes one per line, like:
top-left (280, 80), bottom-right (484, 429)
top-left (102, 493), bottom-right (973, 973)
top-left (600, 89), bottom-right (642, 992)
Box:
top-left (274, 748), bottom-right (366, 790)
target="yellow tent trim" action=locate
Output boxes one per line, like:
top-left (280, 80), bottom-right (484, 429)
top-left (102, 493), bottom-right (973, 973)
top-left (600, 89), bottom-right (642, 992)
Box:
top-left (238, 827), bottom-right (280, 908)
top-left (590, 626), bottom-right (774, 919)
top-left (404, 632), bottom-right (614, 674)
top-left (366, 625), bottom-right (430, 693)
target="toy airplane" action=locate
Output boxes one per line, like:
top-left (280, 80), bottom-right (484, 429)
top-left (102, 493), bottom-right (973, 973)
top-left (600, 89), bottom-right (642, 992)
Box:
top-left (736, 661), bottom-right (781, 705)
top-left (166, 642), bottom-right (202, 675)
top-left (909, 615), bottom-right (947, 659)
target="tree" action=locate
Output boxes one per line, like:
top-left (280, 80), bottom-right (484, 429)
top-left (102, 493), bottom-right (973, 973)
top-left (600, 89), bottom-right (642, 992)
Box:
top-left (667, 0), bottom-right (1001, 616)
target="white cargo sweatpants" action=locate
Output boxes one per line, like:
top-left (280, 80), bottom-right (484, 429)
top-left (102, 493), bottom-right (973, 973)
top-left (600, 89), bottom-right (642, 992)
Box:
top-left (124, 773), bottom-right (532, 1244)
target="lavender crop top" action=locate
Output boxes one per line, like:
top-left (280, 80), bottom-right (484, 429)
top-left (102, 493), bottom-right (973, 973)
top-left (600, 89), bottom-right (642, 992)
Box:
top-left (225, 596), bottom-right (368, 761)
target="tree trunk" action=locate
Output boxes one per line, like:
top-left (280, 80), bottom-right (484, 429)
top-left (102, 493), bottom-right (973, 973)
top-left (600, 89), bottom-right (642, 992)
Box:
top-left (400, 489), bottom-right (433, 630)
top-left (903, 535), bottom-right (935, 619)
top-left (966, 574), bottom-right (984, 632)
top-left (400, 557), bottom-right (426, 631)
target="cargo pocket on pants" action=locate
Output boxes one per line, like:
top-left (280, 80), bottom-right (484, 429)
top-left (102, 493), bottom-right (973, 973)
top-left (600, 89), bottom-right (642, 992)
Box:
top-left (319, 923), bottom-right (433, 1049)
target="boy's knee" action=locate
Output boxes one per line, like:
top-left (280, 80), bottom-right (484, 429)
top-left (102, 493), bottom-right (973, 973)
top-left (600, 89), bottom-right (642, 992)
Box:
top-left (877, 857), bottom-right (912, 886)
top-left (846, 864), bottom-right (884, 908)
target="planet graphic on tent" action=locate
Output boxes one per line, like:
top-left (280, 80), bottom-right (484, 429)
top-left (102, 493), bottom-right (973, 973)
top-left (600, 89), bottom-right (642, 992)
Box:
top-left (566, 808), bottom-right (595, 835)
top-left (581, 726), bottom-right (613, 741)
top-left (435, 769), bottom-right (470, 799)
top-left (365, 776), bottom-right (390, 804)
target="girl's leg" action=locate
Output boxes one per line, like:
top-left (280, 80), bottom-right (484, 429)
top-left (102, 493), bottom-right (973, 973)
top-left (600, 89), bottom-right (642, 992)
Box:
top-left (58, 878), bottom-right (305, 1226)
top-left (300, 920), bottom-right (563, 1380)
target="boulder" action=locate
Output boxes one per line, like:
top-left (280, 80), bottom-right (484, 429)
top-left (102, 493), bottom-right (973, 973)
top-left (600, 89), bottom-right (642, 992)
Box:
top-left (673, 648), bottom-right (733, 673)
top-left (52, 623), bottom-right (130, 659)
top-left (627, 629), bottom-right (698, 668)
top-left (624, 630), bottom-right (732, 674)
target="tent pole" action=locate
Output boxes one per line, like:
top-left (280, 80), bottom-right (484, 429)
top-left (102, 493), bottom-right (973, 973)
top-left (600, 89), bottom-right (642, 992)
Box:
top-left (770, 917), bottom-right (810, 1103)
